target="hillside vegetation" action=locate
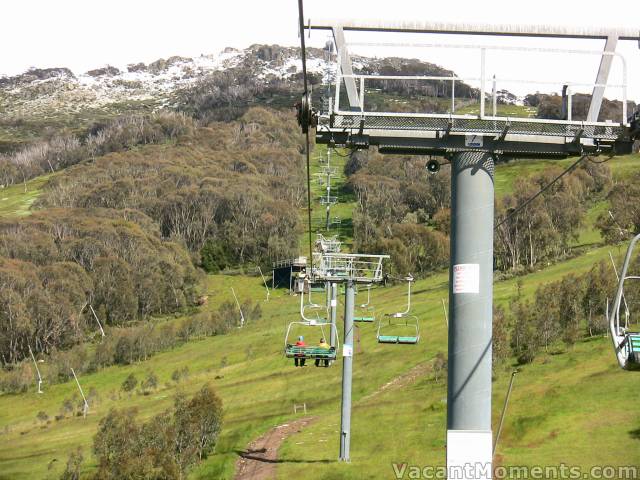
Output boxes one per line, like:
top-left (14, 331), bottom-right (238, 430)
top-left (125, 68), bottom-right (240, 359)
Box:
top-left (0, 107), bottom-right (306, 370)
top-left (1, 46), bottom-right (640, 479)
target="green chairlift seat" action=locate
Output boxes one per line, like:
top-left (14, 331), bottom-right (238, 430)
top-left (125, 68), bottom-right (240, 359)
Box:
top-left (285, 345), bottom-right (336, 360)
top-left (378, 335), bottom-right (399, 343)
top-left (398, 336), bottom-right (419, 344)
top-left (377, 335), bottom-right (419, 344)
top-left (377, 313), bottom-right (420, 345)
top-left (628, 334), bottom-right (640, 364)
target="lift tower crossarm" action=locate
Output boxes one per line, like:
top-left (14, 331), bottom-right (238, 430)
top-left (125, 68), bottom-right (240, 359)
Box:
top-left (308, 20), bottom-right (640, 41)
top-left (311, 21), bottom-right (638, 157)
top-left (310, 20), bottom-right (640, 127)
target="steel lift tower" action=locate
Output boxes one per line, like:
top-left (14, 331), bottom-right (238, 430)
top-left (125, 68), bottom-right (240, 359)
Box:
top-left (297, 18), bottom-right (640, 479)
top-left (311, 252), bottom-right (389, 462)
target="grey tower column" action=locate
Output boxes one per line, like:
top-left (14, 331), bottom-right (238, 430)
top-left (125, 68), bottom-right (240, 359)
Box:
top-left (446, 151), bottom-right (494, 479)
top-left (339, 280), bottom-right (355, 462)
top-left (330, 282), bottom-right (338, 349)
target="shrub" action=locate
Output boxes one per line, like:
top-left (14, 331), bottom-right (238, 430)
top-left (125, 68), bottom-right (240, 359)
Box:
top-left (141, 372), bottom-right (158, 393)
top-left (60, 447), bottom-right (83, 480)
top-left (93, 384), bottom-right (223, 479)
top-left (121, 374), bottom-right (137, 393)
top-left (171, 366), bottom-right (189, 383)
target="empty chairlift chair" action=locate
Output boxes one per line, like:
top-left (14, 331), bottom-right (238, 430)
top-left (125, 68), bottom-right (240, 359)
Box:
top-left (354, 284), bottom-right (376, 323)
top-left (377, 276), bottom-right (420, 345)
top-left (608, 233), bottom-right (640, 371)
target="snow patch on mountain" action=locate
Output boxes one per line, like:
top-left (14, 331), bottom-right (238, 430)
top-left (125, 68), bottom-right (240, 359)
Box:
top-left (0, 46), bottom-right (327, 117)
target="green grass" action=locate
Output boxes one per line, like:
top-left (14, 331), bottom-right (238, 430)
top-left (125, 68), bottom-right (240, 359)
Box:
top-left (456, 103), bottom-right (535, 118)
top-left (608, 153), bottom-right (640, 180)
top-left (574, 200), bottom-right (606, 247)
top-left (1, 243), bottom-right (639, 479)
top-left (299, 144), bottom-right (357, 252)
top-left (0, 175), bottom-right (51, 218)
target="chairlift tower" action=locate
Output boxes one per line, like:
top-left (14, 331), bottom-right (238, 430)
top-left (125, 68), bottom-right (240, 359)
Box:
top-left (28, 345), bottom-right (43, 394)
top-left (311, 252), bottom-right (389, 462)
top-left (231, 287), bottom-right (245, 328)
top-left (71, 368), bottom-right (89, 418)
top-left (299, 17), bottom-right (640, 478)
top-left (314, 147), bottom-right (339, 229)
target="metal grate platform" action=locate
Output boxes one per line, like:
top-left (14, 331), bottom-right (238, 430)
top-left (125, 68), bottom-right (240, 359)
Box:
top-left (328, 113), bottom-right (624, 140)
top-left (312, 253), bottom-right (389, 283)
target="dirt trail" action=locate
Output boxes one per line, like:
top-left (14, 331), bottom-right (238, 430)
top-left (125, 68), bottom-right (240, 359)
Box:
top-left (358, 360), bottom-right (432, 404)
top-left (234, 417), bottom-right (316, 480)
top-left (234, 360), bottom-right (431, 479)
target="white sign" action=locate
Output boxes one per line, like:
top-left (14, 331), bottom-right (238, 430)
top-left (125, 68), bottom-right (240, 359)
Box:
top-left (453, 264), bottom-right (480, 294)
top-left (330, 299), bottom-right (337, 307)
top-left (465, 134), bottom-right (483, 147)
top-left (447, 430), bottom-right (492, 479)
top-left (343, 344), bottom-right (353, 357)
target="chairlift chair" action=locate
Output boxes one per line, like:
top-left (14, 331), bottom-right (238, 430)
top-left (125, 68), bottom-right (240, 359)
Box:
top-left (284, 290), bottom-right (338, 360)
top-left (302, 280), bottom-right (328, 322)
top-left (284, 286), bottom-right (339, 361)
top-left (377, 314), bottom-right (420, 344)
top-left (354, 284), bottom-right (376, 323)
top-left (377, 276), bottom-right (420, 344)
top-left (608, 233), bottom-right (640, 371)
top-left (284, 322), bottom-right (338, 360)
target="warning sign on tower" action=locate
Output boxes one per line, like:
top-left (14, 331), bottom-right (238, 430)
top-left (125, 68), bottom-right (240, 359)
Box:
top-left (453, 264), bottom-right (480, 294)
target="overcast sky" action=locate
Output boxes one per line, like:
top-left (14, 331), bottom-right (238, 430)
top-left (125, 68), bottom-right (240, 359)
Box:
top-left (2, 0), bottom-right (639, 101)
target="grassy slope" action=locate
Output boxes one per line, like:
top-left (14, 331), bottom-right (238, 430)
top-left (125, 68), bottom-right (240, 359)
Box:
top-left (298, 144), bottom-right (357, 252)
top-left (0, 175), bottom-right (51, 218)
top-left (1, 244), bottom-right (638, 479)
top-left (1, 136), bottom-right (639, 478)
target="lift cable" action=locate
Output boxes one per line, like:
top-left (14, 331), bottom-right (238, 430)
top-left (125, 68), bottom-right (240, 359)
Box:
top-left (493, 154), bottom-right (588, 230)
top-left (297, 0), bottom-right (314, 271)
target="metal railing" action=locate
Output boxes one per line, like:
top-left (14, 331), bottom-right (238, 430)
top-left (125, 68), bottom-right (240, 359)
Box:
top-left (331, 42), bottom-right (629, 127)
top-left (316, 234), bottom-right (342, 253)
top-left (312, 253), bottom-right (389, 282)
top-left (320, 195), bottom-right (338, 205)
top-left (273, 257), bottom-right (308, 269)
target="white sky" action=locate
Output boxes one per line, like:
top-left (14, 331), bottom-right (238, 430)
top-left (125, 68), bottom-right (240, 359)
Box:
top-left (2, 0), bottom-right (639, 101)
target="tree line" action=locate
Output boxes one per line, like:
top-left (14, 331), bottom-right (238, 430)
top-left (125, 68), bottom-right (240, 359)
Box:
top-left (345, 150), bottom-right (450, 276)
top-left (0, 208), bottom-right (198, 366)
top-left (344, 149), bottom-right (613, 276)
top-left (495, 160), bottom-right (611, 271)
top-left (0, 112), bottom-right (195, 189)
top-left (40, 107), bottom-right (304, 267)
top-left (0, 107), bottom-right (301, 375)
top-left (494, 166), bottom-right (640, 364)
top-left (525, 92), bottom-right (636, 123)
top-left (495, 258), bottom-right (620, 366)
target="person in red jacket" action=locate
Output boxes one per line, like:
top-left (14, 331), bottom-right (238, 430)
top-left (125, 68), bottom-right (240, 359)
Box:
top-left (294, 336), bottom-right (306, 367)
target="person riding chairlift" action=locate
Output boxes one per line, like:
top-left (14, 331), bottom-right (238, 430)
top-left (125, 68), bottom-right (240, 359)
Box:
top-left (315, 337), bottom-right (330, 368)
top-left (294, 336), bottom-right (306, 367)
